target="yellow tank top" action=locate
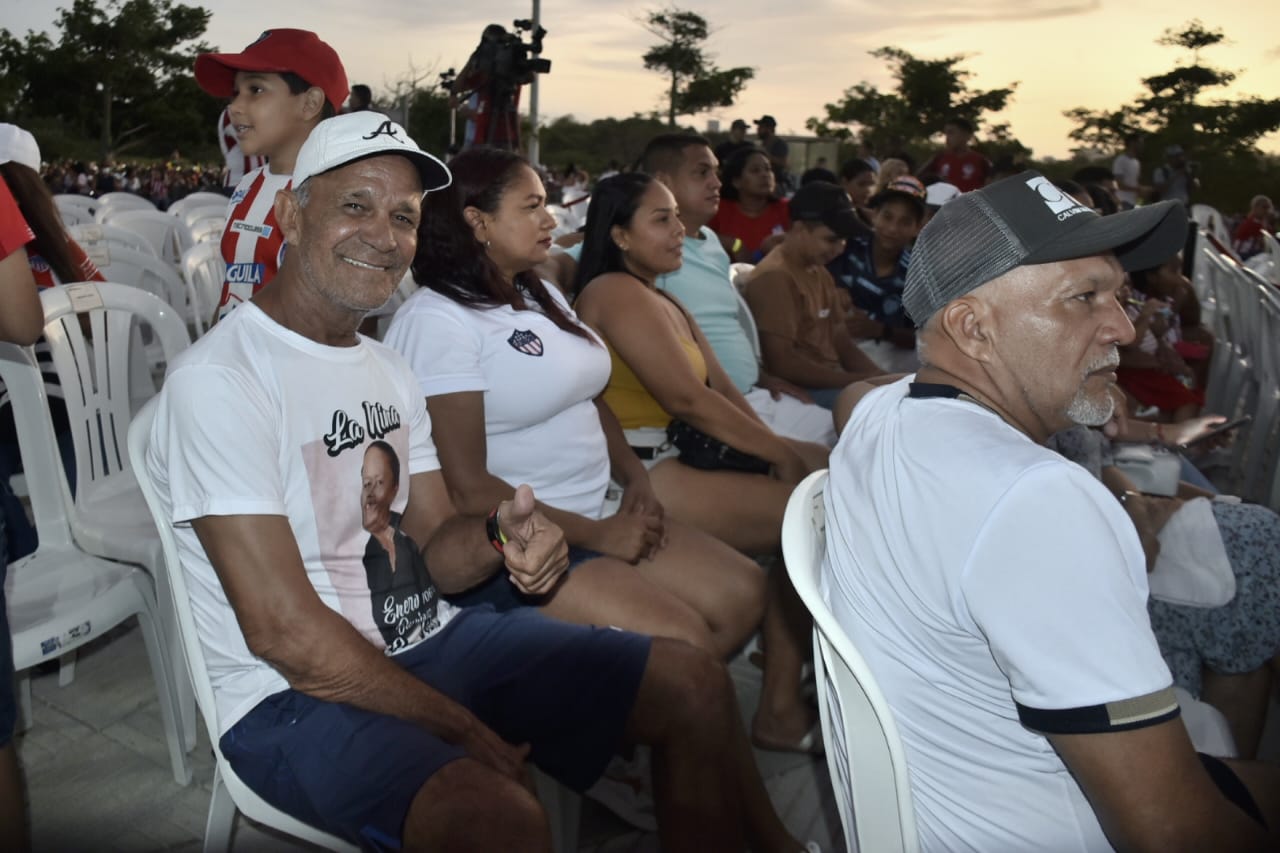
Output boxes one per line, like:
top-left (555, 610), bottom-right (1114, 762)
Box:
top-left (605, 335), bottom-right (708, 429)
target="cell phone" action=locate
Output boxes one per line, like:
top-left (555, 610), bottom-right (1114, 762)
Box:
top-left (1179, 415), bottom-right (1251, 448)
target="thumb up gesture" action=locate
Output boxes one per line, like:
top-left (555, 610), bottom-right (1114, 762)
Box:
top-left (499, 484), bottom-right (569, 596)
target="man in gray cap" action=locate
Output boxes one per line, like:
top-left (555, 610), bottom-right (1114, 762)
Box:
top-left (822, 172), bottom-right (1278, 850)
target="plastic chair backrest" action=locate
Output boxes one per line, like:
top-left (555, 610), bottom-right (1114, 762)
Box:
top-left (167, 192), bottom-right (229, 221)
top-left (54, 196), bottom-right (97, 226)
top-left (128, 399), bottom-right (359, 852)
top-left (179, 202), bottom-right (228, 230)
top-left (94, 194), bottom-right (156, 223)
top-left (102, 208), bottom-right (193, 266)
top-left (782, 470), bottom-right (920, 853)
top-left (180, 242), bottom-right (227, 336)
top-left (67, 222), bottom-right (160, 259)
top-left (40, 283), bottom-right (191, 510)
top-left (88, 243), bottom-right (189, 315)
top-left (0, 344), bottom-right (77, 549)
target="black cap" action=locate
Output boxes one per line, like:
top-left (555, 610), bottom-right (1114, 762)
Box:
top-left (788, 181), bottom-right (862, 239)
top-left (730, 119), bottom-right (748, 130)
top-left (755, 115), bottom-right (777, 127)
top-left (903, 170), bottom-right (1187, 323)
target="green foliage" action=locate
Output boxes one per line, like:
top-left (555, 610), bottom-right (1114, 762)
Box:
top-left (538, 113), bottom-right (674, 175)
top-left (807, 46), bottom-right (1018, 156)
top-left (0, 0), bottom-right (217, 161)
top-left (1065, 20), bottom-right (1280, 157)
top-left (641, 7), bottom-right (754, 127)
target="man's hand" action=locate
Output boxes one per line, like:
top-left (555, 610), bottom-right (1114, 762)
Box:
top-left (498, 484), bottom-right (569, 595)
top-left (756, 372), bottom-right (813, 403)
top-left (1122, 493), bottom-right (1185, 573)
top-left (587, 513), bottom-right (663, 563)
top-left (1166, 414), bottom-right (1229, 449)
top-left (454, 713), bottom-right (531, 781)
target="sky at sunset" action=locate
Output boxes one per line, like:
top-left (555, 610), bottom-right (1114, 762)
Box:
top-left (8, 0), bottom-right (1280, 159)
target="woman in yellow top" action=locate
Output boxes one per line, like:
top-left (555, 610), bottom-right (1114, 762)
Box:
top-left (574, 172), bottom-right (826, 756)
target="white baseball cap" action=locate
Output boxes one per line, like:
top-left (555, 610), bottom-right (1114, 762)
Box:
top-left (925, 181), bottom-right (961, 209)
top-left (293, 112), bottom-right (450, 192)
top-left (0, 124), bottom-right (41, 172)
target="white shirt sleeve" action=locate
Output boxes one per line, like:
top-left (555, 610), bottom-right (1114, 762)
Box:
top-left (393, 355), bottom-right (441, 476)
top-left (383, 298), bottom-right (487, 398)
top-left (961, 463), bottom-right (1173, 727)
top-left (150, 363), bottom-right (286, 524)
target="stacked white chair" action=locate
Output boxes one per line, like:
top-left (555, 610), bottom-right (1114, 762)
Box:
top-left (180, 242), bottom-right (227, 337)
top-left (94, 192), bottom-right (156, 223)
top-left (0, 341), bottom-right (190, 786)
top-left (782, 470), bottom-right (920, 853)
top-left (188, 214), bottom-right (226, 245)
top-left (40, 283), bottom-right (199, 763)
top-left (102, 208), bottom-right (194, 267)
top-left (167, 192), bottom-right (230, 221)
top-left (180, 203), bottom-right (228, 231)
top-left (53, 194), bottom-right (99, 226)
top-left (67, 222), bottom-right (160, 259)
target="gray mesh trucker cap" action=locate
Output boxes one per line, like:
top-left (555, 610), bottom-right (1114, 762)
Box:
top-left (903, 170), bottom-right (1187, 323)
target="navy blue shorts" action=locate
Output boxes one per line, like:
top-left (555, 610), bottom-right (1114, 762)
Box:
top-left (446, 546), bottom-right (602, 612)
top-left (220, 605), bottom-right (649, 850)
top-left (0, 519), bottom-right (14, 748)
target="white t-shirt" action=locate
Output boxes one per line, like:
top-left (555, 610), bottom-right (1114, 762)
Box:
top-left (384, 285), bottom-right (612, 518)
top-left (822, 377), bottom-right (1176, 852)
top-left (147, 303), bottom-right (459, 733)
top-left (1112, 153), bottom-right (1141, 206)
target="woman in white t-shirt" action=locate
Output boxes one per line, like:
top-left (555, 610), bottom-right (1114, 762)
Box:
top-left (383, 147), bottom-right (763, 660)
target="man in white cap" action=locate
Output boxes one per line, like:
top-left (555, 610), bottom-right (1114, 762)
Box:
top-left (146, 111), bottom-right (806, 852)
top-left (823, 172), bottom-right (1278, 850)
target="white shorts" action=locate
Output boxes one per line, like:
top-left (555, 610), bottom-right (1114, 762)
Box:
top-left (744, 387), bottom-right (836, 447)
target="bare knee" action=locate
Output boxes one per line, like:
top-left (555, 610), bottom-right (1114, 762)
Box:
top-left (404, 758), bottom-right (550, 852)
top-left (631, 638), bottom-right (737, 744)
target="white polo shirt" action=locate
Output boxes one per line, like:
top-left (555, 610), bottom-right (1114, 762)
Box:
top-left (822, 377), bottom-right (1176, 852)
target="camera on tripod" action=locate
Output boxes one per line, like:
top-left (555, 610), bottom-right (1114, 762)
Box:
top-left (480, 20), bottom-right (551, 93)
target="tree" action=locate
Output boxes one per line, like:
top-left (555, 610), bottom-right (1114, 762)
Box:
top-left (1065, 21), bottom-right (1280, 158)
top-left (641, 7), bottom-right (754, 128)
top-left (806, 46), bottom-right (1018, 158)
top-left (0, 0), bottom-right (215, 161)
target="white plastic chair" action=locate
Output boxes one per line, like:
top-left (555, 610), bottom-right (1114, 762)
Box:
top-left (180, 242), bottom-right (227, 338)
top-left (0, 342), bottom-right (190, 785)
top-left (179, 203), bottom-right (229, 231)
top-left (102, 208), bottom-right (194, 267)
top-left (129, 399), bottom-right (581, 853)
top-left (128, 396), bottom-right (357, 853)
top-left (90, 243), bottom-right (192, 328)
top-left (53, 194), bottom-right (99, 226)
top-left (93, 193), bottom-right (157, 225)
top-left (67, 222), bottom-right (160, 259)
top-left (40, 282), bottom-right (199, 757)
top-left (782, 470), bottom-right (920, 853)
top-left (168, 192), bottom-right (230, 221)
top-left (189, 214), bottom-right (227, 245)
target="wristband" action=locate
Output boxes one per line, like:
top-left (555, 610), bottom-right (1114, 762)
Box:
top-left (486, 506), bottom-right (508, 554)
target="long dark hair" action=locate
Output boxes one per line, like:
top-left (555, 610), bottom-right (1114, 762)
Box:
top-left (572, 172), bottom-right (654, 295)
top-left (718, 146), bottom-right (773, 203)
top-left (413, 146), bottom-right (591, 341)
top-left (0, 162), bottom-right (80, 284)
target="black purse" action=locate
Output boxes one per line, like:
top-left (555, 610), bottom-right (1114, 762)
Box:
top-left (665, 419), bottom-right (771, 475)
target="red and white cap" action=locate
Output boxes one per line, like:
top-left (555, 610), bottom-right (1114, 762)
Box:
top-left (195, 29), bottom-right (349, 111)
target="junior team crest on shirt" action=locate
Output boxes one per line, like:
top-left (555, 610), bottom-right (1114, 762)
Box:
top-left (507, 329), bottom-right (544, 357)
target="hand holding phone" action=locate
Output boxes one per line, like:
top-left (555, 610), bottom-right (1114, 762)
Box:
top-left (1178, 415), bottom-right (1251, 449)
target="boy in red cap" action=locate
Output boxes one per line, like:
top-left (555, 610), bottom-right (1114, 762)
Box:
top-left (195, 29), bottom-right (348, 322)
